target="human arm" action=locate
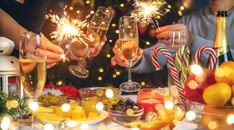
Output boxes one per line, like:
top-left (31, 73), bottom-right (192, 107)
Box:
top-left (0, 9), bottom-right (64, 68)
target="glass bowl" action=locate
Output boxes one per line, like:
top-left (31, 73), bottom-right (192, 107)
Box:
top-left (79, 87), bottom-right (121, 99)
top-left (186, 100), bottom-right (234, 130)
top-left (108, 108), bottom-right (144, 125)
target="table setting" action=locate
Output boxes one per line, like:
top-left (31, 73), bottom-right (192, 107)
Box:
top-left (1, 0), bottom-right (234, 130)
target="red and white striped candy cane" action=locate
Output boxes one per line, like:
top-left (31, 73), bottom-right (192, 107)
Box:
top-left (194, 46), bottom-right (217, 70)
top-left (151, 47), bottom-right (186, 103)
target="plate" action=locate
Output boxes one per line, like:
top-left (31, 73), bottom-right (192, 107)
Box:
top-left (36, 110), bottom-right (109, 125)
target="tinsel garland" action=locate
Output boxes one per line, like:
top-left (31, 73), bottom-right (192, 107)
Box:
top-left (0, 92), bottom-right (29, 119)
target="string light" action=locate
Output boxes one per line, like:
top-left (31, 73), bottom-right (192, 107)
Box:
top-left (109, 40), bottom-right (113, 43)
top-left (190, 64), bottom-right (203, 76)
top-left (141, 81), bottom-right (145, 86)
top-left (69, 6), bottom-right (74, 11)
top-left (146, 41), bottom-right (151, 46)
top-left (178, 11), bottom-right (183, 16)
top-left (98, 76), bottom-right (103, 81)
top-left (61, 103), bottom-right (71, 112)
top-left (111, 23), bottom-right (117, 27)
top-left (208, 121), bottom-right (218, 130)
top-left (186, 111), bottom-right (196, 121)
top-left (44, 123), bottom-right (54, 130)
top-left (96, 102), bottom-right (104, 111)
top-left (99, 68), bottom-right (104, 73)
top-left (90, 10), bottom-right (95, 14)
top-left (80, 123), bottom-right (89, 130)
top-left (113, 74), bottom-right (117, 78)
top-left (67, 120), bottom-right (77, 128)
top-left (120, 3), bottom-right (125, 8)
top-left (105, 89), bottom-right (114, 99)
top-left (76, 10), bottom-right (80, 14)
top-left (164, 100), bottom-right (174, 110)
top-left (28, 101), bottom-right (39, 111)
top-left (86, 0), bottom-right (90, 4)
top-left (115, 30), bottom-right (119, 34)
top-left (180, 6), bottom-right (185, 10)
top-left (1, 116), bottom-right (11, 130)
top-left (106, 54), bottom-right (111, 58)
top-left (227, 114), bottom-right (234, 125)
top-left (56, 80), bottom-right (63, 86)
top-left (116, 71), bottom-right (121, 75)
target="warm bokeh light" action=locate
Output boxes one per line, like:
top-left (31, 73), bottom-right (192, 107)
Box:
top-left (131, 127), bottom-right (140, 130)
top-left (61, 103), bottom-right (71, 112)
top-left (28, 101), bottom-right (39, 111)
top-left (96, 102), bottom-right (104, 111)
top-left (164, 100), bottom-right (174, 110)
top-left (44, 123), bottom-right (54, 130)
top-left (105, 89), bottom-right (114, 99)
top-left (1, 116), bottom-right (11, 130)
top-left (186, 111), bottom-right (196, 121)
top-left (227, 114), bottom-right (234, 125)
top-left (208, 121), bottom-right (218, 130)
top-left (80, 123), bottom-right (89, 130)
top-left (190, 64), bottom-right (203, 76)
top-left (67, 120), bottom-right (77, 128)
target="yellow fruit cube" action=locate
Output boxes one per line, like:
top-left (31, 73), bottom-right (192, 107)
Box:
top-left (88, 112), bottom-right (98, 119)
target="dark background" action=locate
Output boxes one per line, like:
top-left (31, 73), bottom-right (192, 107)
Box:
top-left (43, 0), bottom-right (209, 89)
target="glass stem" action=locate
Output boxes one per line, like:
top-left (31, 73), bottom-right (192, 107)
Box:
top-left (77, 58), bottom-right (86, 68)
top-left (128, 61), bottom-right (132, 83)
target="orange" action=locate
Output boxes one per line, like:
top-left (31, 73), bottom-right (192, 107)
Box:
top-left (203, 83), bottom-right (232, 107)
top-left (215, 61), bottom-right (234, 85)
top-left (201, 106), bottom-right (234, 130)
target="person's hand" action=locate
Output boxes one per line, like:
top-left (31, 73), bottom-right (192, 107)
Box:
top-left (111, 39), bottom-right (143, 67)
top-left (87, 36), bottom-right (107, 58)
top-left (25, 33), bottom-right (64, 68)
top-left (155, 24), bottom-right (195, 49)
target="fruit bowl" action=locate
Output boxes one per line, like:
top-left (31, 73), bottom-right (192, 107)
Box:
top-left (79, 87), bottom-right (121, 99)
top-left (108, 108), bottom-right (144, 125)
top-left (186, 100), bottom-right (234, 130)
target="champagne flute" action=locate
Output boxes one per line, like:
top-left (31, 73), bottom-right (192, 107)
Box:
top-left (68, 6), bottom-right (112, 78)
top-left (119, 16), bottom-right (141, 93)
top-left (19, 32), bottom-right (46, 127)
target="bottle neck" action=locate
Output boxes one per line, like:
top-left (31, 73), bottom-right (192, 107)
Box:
top-left (213, 16), bottom-right (230, 57)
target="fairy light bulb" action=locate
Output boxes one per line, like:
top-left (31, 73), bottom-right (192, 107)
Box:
top-left (61, 103), bottom-right (71, 112)
top-left (208, 121), bottom-right (218, 129)
top-left (1, 116), bottom-right (11, 130)
top-left (67, 120), bottom-right (77, 128)
top-left (164, 100), bottom-right (174, 110)
top-left (96, 102), bottom-right (104, 112)
top-left (80, 123), bottom-right (89, 130)
top-left (186, 111), bottom-right (196, 121)
top-left (105, 89), bottom-right (114, 99)
top-left (227, 114), bottom-right (234, 125)
top-left (191, 64), bottom-right (203, 76)
top-left (28, 101), bottom-right (39, 111)
top-left (44, 123), bottom-right (54, 130)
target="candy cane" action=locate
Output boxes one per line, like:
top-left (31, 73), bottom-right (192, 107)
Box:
top-left (194, 46), bottom-right (217, 70)
top-left (151, 47), bottom-right (186, 103)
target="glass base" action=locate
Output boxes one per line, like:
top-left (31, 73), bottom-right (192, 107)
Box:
top-left (68, 65), bottom-right (89, 78)
top-left (119, 81), bottom-right (141, 93)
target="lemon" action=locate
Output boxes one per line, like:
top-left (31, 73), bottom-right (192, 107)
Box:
top-left (203, 83), bottom-right (232, 107)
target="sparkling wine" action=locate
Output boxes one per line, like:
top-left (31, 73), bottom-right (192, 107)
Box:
top-left (19, 59), bottom-right (46, 98)
top-left (120, 38), bottom-right (139, 61)
top-left (87, 26), bottom-right (108, 47)
top-left (213, 11), bottom-right (233, 68)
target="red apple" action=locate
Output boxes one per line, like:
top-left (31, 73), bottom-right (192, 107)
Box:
top-left (185, 69), bottom-right (216, 103)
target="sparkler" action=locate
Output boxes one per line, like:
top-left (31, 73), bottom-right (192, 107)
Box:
top-left (131, 0), bottom-right (170, 28)
top-left (45, 12), bottom-right (88, 45)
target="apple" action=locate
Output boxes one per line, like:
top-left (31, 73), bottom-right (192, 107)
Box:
top-left (185, 69), bottom-right (216, 103)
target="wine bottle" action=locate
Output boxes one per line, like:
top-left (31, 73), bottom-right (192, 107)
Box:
top-left (214, 11), bottom-right (233, 68)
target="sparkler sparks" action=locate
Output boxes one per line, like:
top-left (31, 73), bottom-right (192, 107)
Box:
top-left (131, 0), bottom-right (170, 27)
top-left (45, 12), bottom-right (88, 45)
